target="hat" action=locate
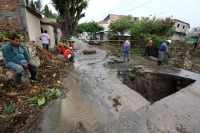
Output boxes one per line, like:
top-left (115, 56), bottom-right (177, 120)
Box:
top-left (166, 40), bottom-right (172, 44)
top-left (148, 38), bottom-right (152, 40)
top-left (69, 47), bottom-right (72, 49)
top-left (58, 42), bottom-right (64, 46)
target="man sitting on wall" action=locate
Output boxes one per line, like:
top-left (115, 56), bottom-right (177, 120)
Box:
top-left (2, 35), bottom-right (40, 90)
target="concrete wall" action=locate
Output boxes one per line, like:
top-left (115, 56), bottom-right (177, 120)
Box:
top-left (174, 21), bottom-right (189, 35)
top-left (25, 9), bottom-right (41, 46)
top-left (41, 24), bottom-right (55, 48)
top-left (172, 33), bottom-right (186, 41)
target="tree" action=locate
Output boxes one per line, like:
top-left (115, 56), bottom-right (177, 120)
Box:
top-left (108, 15), bottom-right (133, 39)
top-left (52, 0), bottom-right (89, 40)
top-left (29, 0), bottom-right (43, 14)
top-left (43, 5), bottom-right (61, 23)
top-left (74, 21), bottom-right (104, 36)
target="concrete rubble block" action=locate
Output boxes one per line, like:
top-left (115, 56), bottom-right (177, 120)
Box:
top-left (114, 59), bottom-right (124, 63)
top-left (134, 65), bottom-right (144, 69)
top-left (107, 60), bottom-right (115, 64)
top-left (82, 50), bottom-right (96, 54)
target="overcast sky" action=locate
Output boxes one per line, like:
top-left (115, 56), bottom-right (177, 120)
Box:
top-left (43, 0), bottom-right (200, 28)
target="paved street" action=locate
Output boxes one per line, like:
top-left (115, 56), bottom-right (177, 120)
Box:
top-left (31, 42), bottom-right (200, 133)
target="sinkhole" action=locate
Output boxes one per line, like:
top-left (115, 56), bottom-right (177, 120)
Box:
top-left (118, 69), bottom-right (195, 103)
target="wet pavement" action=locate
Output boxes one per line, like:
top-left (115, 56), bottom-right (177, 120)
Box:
top-left (30, 42), bottom-right (200, 133)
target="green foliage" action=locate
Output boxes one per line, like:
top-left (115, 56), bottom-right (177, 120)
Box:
top-left (28, 88), bottom-right (61, 106)
top-left (38, 97), bottom-right (45, 106)
top-left (74, 21), bottom-right (104, 35)
top-left (52, 0), bottom-right (89, 13)
top-left (3, 103), bottom-right (16, 114)
top-left (130, 16), bottom-right (175, 55)
top-left (108, 15), bottom-right (133, 38)
top-left (29, 0), bottom-right (43, 14)
top-left (0, 29), bottom-right (25, 42)
top-left (44, 5), bottom-right (60, 23)
top-left (28, 97), bottom-right (38, 103)
top-left (143, 34), bottom-right (169, 55)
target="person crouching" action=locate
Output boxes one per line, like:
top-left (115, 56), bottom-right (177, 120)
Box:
top-left (58, 42), bottom-right (66, 54)
top-left (64, 47), bottom-right (74, 62)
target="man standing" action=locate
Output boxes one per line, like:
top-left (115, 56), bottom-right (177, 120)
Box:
top-left (144, 38), bottom-right (153, 56)
top-left (39, 30), bottom-right (50, 50)
top-left (2, 35), bottom-right (40, 90)
top-left (157, 40), bottom-right (171, 70)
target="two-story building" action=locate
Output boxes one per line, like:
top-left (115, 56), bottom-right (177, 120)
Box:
top-left (171, 19), bottom-right (190, 41)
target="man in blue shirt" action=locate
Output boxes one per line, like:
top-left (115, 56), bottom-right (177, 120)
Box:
top-left (158, 40), bottom-right (171, 70)
top-left (2, 35), bottom-right (40, 90)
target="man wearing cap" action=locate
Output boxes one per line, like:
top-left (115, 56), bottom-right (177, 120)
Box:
top-left (64, 47), bottom-right (74, 62)
top-left (144, 38), bottom-right (153, 56)
top-left (58, 42), bottom-right (66, 54)
top-left (157, 40), bottom-right (171, 70)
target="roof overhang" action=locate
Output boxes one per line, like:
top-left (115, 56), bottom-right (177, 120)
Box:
top-left (40, 18), bottom-right (61, 29)
top-left (25, 6), bottom-right (42, 19)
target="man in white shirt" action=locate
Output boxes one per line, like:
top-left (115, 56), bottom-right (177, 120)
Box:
top-left (39, 30), bottom-right (50, 50)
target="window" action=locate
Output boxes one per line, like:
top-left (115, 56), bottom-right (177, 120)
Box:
top-left (177, 24), bottom-right (180, 28)
top-left (183, 26), bottom-right (185, 29)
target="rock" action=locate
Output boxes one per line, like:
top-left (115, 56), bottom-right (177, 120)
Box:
top-left (108, 60), bottom-right (115, 64)
top-left (134, 65), bottom-right (144, 69)
top-left (82, 50), bottom-right (96, 54)
top-left (114, 59), bottom-right (124, 63)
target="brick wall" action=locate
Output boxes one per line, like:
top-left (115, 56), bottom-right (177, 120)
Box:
top-left (0, 0), bottom-right (20, 32)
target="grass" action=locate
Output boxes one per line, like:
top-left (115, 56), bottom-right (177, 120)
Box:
top-left (130, 48), bottom-right (146, 60)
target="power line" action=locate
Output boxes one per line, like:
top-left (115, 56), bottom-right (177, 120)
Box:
top-left (111, 0), bottom-right (137, 14)
top-left (95, 0), bottom-right (125, 20)
top-left (123, 0), bottom-right (154, 14)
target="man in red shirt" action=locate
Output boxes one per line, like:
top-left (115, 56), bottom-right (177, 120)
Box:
top-left (144, 38), bottom-right (153, 56)
top-left (58, 42), bottom-right (66, 54)
top-left (64, 47), bottom-right (74, 62)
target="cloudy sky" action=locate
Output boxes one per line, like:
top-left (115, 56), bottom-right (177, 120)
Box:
top-left (43, 0), bottom-right (200, 28)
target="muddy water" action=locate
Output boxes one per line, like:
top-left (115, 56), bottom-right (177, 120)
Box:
top-left (29, 42), bottom-right (200, 133)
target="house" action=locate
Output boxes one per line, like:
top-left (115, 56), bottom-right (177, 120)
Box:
top-left (188, 27), bottom-right (200, 43)
top-left (97, 14), bottom-right (139, 40)
top-left (103, 14), bottom-right (139, 24)
top-left (0, 0), bottom-right (61, 48)
top-left (171, 19), bottom-right (190, 41)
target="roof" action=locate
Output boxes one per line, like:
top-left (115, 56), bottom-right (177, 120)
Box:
top-left (25, 6), bottom-right (42, 19)
top-left (174, 19), bottom-right (190, 28)
top-left (98, 21), bottom-right (108, 24)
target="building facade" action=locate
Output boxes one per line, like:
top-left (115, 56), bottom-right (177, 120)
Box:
top-left (171, 19), bottom-right (190, 41)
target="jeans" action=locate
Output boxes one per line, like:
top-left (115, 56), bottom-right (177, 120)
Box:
top-left (6, 60), bottom-right (37, 75)
top-left (42, 43), bottom-right (49, 50)
top-left (158, 50), bottom-right (164, 61)
top-left (124, 50), bottom-right (130, 58)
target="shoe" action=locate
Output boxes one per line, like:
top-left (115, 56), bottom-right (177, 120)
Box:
top-left (15, 74), bottom-right (24, 90)
top-left (127, 58), bottom-right (129, 61)
top-left (30, 71), bottom-right (40, 81)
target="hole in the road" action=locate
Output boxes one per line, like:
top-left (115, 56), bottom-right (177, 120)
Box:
top-left (118, 69), bottom-right (195, 104)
